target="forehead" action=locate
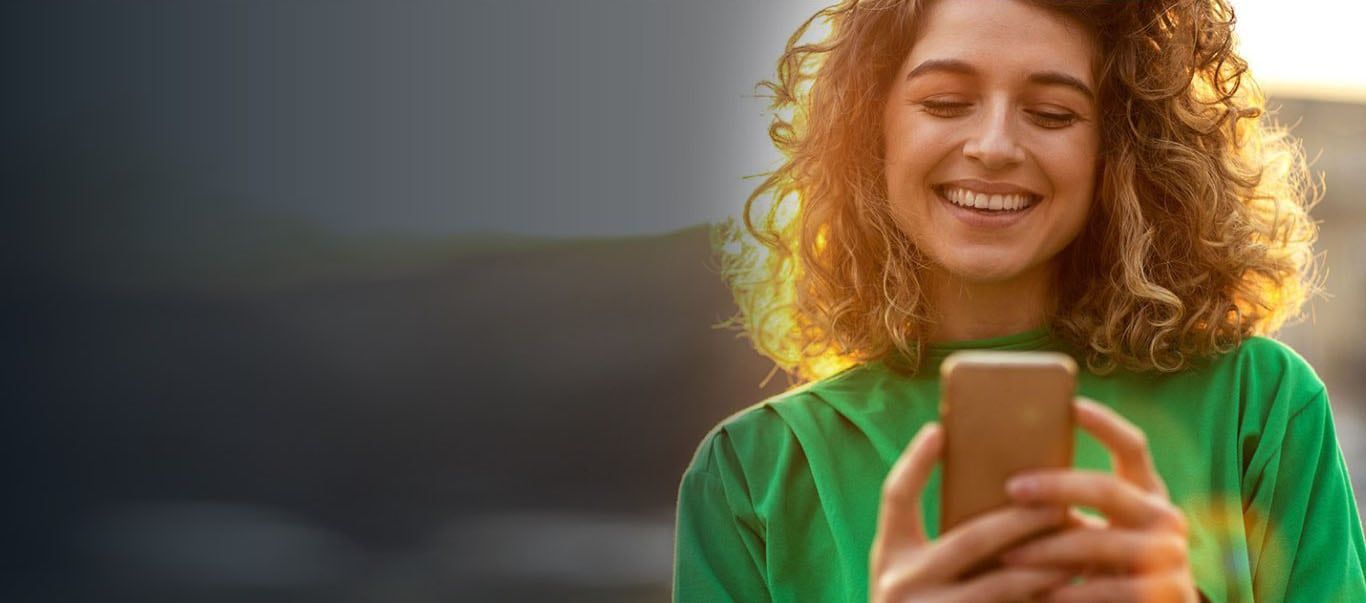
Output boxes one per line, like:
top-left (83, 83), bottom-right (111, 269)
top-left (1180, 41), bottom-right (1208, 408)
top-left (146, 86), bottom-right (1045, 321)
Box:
top-left (905, 0), bottom-right (1097, 86)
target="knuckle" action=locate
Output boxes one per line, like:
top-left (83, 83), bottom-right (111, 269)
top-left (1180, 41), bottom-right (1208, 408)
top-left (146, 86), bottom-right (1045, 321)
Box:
top-left (1154, 501), bottom-right (1189, 535)
top-left (1137, 534), bottom-right (1187, 573)
top-left (1172, 546), bottom-right (1190, 570)
top-left (1162, 533), bottom-right (1189, 565)
top-left (951, 529), bottom-right (988, 555)
top-left (872, 560), bottom-right (924, 601)
top-left (879, 472), bottom-right (903, 498)
top-left (873, 572), bottom-right (898, 598)
top-left (881, 477), bottom-right (914, 507)
top-left (1132, 427), bottom-right (1150, 450)
top-left (1170, 507), bottom-right (1189, 534)
top-left (1124, 428), bottom-right (1150, 457)
top-left (879, 478), bottom-right (895, 500)
top-left (870, 540), bottom-right (918, 575)
top-left (872, 569), bottom-right (909, 601)
top-left (1137, 535), bottom-right (1173, 568)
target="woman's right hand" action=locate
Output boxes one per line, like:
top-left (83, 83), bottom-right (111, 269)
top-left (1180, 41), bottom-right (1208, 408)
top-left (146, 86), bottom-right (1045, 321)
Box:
top-left (870, 423), bottom-right (1073, 602)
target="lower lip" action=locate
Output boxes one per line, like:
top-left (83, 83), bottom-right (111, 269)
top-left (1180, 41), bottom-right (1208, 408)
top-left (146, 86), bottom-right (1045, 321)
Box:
top-left (935, 188), bottom-right (1039, 228)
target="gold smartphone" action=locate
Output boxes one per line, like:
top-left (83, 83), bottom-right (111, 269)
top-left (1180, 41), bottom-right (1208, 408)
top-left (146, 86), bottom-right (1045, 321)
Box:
top-left (939, 350), bottom-right (1077, 536)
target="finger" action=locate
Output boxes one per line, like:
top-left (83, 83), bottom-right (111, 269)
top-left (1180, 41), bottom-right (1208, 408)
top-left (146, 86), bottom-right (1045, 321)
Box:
top-left (1075, 399), bottom-right (1168, 496)
top-left (1007, 470), bottom-right (1185, 531)
top-left (941, 566), bottom-right (1072, 602)
top-left (1001, 527), bottom-right (1189, 573)
top-left (915, 505), bottom-right (1065, 583)
top-left (871, 423), bottom-right (943, 575)
top-left (1040, 571), bottom-right (1194, 603)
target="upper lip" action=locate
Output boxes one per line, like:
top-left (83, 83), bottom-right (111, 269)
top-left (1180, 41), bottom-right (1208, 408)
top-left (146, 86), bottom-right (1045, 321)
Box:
top-left (938, 179), bottom-right (1042, 197)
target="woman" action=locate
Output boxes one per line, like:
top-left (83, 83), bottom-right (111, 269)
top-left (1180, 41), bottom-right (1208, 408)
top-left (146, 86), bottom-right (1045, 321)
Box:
top-left (675, 0), bottom-right (1366, 601)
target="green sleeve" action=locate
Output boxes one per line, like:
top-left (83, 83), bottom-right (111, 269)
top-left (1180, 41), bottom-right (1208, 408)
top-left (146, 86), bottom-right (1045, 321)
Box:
top-left (1243, 388), bottom-right (1366, 601)
top-left (674, 433), bottom-right (771, 602)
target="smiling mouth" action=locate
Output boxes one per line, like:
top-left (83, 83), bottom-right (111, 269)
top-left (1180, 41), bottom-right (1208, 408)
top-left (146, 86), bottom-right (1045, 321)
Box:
top-left (934, 185), bottom-right (1042, 213)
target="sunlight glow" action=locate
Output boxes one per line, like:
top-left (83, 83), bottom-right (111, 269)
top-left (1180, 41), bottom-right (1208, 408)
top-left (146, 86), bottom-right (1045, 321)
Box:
top-left (1231, 0), bottom-right (1366, 102)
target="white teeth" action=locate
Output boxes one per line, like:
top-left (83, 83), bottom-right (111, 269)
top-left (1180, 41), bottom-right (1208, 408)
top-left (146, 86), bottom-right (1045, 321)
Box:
top-left (941, 186), bottom-right (1034, 212)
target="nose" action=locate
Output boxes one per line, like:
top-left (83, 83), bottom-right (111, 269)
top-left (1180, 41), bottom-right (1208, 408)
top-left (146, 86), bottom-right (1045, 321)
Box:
top-left (962, 105), bottom-right (1025, 170)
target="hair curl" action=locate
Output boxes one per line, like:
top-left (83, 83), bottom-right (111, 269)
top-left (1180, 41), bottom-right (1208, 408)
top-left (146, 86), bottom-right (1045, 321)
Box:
top-left (716, 0), bottom-right (1321, 383)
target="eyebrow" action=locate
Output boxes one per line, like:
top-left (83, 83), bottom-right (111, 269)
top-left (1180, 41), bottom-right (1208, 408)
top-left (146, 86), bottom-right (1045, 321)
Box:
top-left (905, 59), bottom-right (1095, 101)
top-left (1027, 71), bottom-right (1095, 101)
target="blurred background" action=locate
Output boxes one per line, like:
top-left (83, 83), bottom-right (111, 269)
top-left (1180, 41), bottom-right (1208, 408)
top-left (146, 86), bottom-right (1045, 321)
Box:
top-left (2, 1), bottom-right (1362, 601)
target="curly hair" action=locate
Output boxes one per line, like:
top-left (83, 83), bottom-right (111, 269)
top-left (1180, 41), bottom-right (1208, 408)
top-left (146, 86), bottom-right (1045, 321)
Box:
top-left (716, 0), bottom-right (1320, 383)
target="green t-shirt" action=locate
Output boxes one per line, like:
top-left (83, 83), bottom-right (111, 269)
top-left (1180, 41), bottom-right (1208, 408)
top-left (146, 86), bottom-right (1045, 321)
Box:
top-left (674, 328), bottom-right (1366, 602)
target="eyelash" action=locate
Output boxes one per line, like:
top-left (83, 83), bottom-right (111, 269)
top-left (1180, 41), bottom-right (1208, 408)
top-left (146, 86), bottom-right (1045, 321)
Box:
top-left (920, 100), bottom-right (972, 118)
top-left (919, 100), bottom-right (1079, 129)
top-left (1028, 110), bottom-right (1079, 128)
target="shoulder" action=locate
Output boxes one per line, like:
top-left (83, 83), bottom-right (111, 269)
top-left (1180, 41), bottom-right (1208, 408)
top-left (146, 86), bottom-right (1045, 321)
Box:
top-left (684, 363), bottom-right (877, 476)
top-left (1226, 336), bottom-right (1318, 377)
top-left (1214, 336), bottom-right (1326, 401)
top-left (1203, 336), bottom-right (1331, 440)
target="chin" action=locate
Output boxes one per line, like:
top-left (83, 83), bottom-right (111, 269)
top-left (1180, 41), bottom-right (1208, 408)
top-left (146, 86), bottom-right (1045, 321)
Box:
top-left (935, 256), bottom-right (1033, 285)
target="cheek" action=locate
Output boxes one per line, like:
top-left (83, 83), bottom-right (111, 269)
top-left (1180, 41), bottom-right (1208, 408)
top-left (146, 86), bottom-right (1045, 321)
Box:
top-left (1043, 133), bottom-right (1100, 200)
top-left (884, 122), bottom-right (944, 191)
top-left (882, 124), bottom-right (914, 174)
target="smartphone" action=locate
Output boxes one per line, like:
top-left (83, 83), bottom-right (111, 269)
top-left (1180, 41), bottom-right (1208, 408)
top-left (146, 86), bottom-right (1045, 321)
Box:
top-left (939, 350), bottom-right (1077, 536)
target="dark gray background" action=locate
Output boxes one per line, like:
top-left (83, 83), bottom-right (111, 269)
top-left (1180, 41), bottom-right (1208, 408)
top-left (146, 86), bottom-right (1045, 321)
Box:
top-left (4, 0), bottom-right (814, 240)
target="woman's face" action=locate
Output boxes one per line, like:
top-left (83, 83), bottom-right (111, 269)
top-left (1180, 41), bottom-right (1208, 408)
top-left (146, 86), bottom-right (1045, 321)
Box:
top-left (882, 0), bottom-right (1101, 287)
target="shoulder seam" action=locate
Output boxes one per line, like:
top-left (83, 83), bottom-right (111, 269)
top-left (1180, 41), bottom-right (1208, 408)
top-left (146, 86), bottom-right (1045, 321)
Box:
top-left (1289, 385), bottom-right (1331, 423)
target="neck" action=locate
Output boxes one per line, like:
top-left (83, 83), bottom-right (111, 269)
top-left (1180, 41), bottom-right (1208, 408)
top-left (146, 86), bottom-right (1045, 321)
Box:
top-left (925, 265), bottom-right (1056, 343)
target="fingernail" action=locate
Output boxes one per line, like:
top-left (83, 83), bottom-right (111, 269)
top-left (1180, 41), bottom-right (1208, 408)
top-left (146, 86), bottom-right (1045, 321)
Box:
top-left (1007, 476), bottom-right (1037, 498)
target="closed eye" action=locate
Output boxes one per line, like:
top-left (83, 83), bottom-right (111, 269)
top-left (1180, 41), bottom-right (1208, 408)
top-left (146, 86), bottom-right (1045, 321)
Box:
top-left (920, 100), bottom-right (972, 118)
top-left (1027, 110), bottom-right (1079, 128)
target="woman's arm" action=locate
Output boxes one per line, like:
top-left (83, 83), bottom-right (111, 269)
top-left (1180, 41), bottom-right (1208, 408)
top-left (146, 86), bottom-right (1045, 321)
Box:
top-left (1242, 388), bottom-right (1366, 600)
top-left (673, 434), bottom-right (772, 602)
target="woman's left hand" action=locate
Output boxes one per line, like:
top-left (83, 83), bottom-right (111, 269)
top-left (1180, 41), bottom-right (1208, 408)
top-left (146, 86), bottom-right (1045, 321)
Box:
top-left (999, 398), bottom-right (1200, 603)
